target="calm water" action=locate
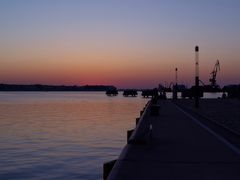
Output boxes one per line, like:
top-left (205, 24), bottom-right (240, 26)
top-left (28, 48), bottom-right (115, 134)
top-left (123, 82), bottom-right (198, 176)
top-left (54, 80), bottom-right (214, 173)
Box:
top-left (0, 92), bottom-right (148, 180)
top-left (0, 92), bottom-right (223, 179)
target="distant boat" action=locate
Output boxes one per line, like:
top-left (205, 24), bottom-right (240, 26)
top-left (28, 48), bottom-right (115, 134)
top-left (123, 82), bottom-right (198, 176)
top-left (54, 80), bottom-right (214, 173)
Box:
top-left (123, 90), bottom-right (138, 97)
top-left (106, 89), bottom-right (118, 96)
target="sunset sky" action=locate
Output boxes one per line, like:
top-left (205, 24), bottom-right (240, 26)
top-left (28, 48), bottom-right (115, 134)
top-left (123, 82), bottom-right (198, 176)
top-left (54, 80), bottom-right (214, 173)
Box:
top-left (0, 0), bottom-right (239, 88)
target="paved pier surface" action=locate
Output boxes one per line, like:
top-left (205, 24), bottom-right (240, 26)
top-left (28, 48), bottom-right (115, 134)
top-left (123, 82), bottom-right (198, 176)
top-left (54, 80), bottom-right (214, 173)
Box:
top-left (108, 100), bottom-right (240, 180)
top-left (175, 99), bottom-right (240, 135)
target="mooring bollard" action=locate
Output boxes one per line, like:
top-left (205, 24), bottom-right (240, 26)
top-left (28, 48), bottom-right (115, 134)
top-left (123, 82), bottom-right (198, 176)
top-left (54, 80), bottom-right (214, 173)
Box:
top-left (103, 159), bottom-right (117, 180)
top-left (149, 124), bottom-right (153, 142)
top-left (127, 129), bottom-right (134, 143)
top-left (136, 118), bottom-right (140, 126)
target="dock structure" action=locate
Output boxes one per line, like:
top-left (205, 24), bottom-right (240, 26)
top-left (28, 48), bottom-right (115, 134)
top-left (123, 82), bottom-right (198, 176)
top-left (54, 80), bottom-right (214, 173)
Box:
top-left (105, 99), bottom-right (240, 180)
top-left (106, 89), bottom-right (118, 96)
top-left (123, 90), bottom-right (138, 97)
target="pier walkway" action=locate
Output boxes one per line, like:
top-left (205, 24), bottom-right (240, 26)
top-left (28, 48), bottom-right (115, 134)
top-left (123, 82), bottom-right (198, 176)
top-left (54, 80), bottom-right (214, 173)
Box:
top-left (108, 100), bottom-right (240, 180)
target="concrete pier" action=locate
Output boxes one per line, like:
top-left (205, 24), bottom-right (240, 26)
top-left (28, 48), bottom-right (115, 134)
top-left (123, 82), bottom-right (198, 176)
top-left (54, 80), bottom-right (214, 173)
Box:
top-left (107, 99), bottom-right (240, 180)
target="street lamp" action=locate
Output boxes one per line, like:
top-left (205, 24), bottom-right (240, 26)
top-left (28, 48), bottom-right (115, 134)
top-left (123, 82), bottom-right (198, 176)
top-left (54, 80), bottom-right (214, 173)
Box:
top-left (195, 46), bottom-right (199, 108)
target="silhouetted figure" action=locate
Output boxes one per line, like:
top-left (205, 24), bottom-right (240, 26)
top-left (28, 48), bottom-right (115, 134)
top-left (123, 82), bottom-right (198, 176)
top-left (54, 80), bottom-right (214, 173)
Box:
top-left (222, 92), bottom-right (227, 99)
top-left (159, 91), bottom-right (167, 99)
top-left (151, 88), bottom-right (159, 104)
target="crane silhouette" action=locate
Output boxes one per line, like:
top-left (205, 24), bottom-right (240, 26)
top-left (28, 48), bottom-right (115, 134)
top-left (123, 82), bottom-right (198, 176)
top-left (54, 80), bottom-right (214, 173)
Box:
top-left (209, 60), bottom-right (220, 88)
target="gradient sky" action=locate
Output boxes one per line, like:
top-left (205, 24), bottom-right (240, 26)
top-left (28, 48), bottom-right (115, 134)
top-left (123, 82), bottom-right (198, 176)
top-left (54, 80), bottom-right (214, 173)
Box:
top-left (0, 0), bottom-right (239, 88)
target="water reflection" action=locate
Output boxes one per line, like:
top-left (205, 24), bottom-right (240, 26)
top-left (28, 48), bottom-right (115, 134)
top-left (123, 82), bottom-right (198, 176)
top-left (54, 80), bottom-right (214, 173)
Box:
top-left (0, 92), bottom-right (148, 179)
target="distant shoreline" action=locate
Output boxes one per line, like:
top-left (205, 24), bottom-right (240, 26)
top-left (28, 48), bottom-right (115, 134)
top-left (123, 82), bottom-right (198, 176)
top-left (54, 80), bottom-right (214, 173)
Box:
top-left (0, 84), bottom-right (116, 91)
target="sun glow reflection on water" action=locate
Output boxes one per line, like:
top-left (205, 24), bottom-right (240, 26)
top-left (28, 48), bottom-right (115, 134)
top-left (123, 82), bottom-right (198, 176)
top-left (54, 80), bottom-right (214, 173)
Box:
top-left (0, 92), bottom-right (148, 179)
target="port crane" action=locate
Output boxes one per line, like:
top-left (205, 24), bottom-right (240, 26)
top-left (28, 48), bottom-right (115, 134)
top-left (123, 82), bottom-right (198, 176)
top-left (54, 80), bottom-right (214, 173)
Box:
top-left (182, 57), bottom-right (221, 98)
top-left (209, 60), bottom-right (220, 88)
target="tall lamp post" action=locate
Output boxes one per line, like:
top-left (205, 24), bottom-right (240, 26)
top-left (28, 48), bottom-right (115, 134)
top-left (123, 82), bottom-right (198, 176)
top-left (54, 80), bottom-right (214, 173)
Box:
top-left (195, 46), bottom-right (199, 108)
top-left (174, 68), bottom-right (178, 99)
